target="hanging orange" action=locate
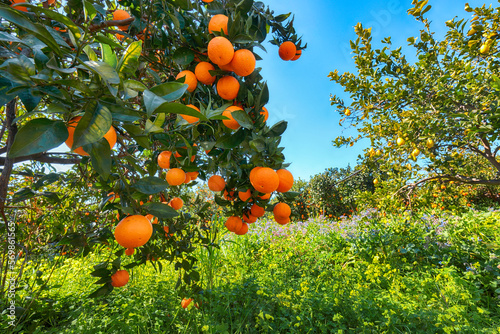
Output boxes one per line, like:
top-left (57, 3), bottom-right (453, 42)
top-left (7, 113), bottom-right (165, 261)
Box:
top-left (222, 106), bottom-right (243, 130)
top-left (114, 215), bottom-right (153, 248)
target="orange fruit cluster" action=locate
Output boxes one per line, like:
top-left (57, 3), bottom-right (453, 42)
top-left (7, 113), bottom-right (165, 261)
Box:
top-left (279, 41), bottom-right (301, 61)
top-left (207, 167), bottom-right (294, 235)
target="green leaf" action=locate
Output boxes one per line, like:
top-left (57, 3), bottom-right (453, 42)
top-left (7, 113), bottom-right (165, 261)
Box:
top-left (143, 90), bottom-right (167, 117)
top-left (173, 47), bottom-right (194, 66)
top-left (215, 129), bottom-right (246, 149)
top-left (142, 202), bottom-right (179, 219)
top-left (94, 35), bottom-right (124, 50)
top-left (149, 82), bottom-right (188, 102)
top-left (8, 118), bottom-right (68, 158)
top-left (0, 55), bottom-right (36, 84)
top-left (85, 137), bottom-right (112, 180)
top-left (0, 7), bottom-right (37, 33)
top-left (274, 13), bottom-right (291, 22)
top-left (249, 138), bottom-right (266, 152)
top-left (117, 41), bottom-right (142, 77)
top-left (231, 109), bottom-right (253, 129)
top-left (88, 283), bottom-right (113, 298)
top-left (12, 187), bottom-right (36, 204)
top-left (72, 104), bottom-right (112, 149)
top-left (122, 79), bottom-right (146, 100)
top-left (79, 60), bottom-right (120, 85)
top-left (24, 5), bottom-right (82, 39)
top-left (0, 32), bottom-right (22, 43)
top-left (90, 268), bottom-right (110, 277)
top-left (256, 82), bottom-right (269, 107)
top-left (132, 176), bottom-right (170, 194)
top-left (144, 119), bottom-right (163, 133)
top-left (83, 45), bottom-right (98, 61)
top-left (18, 89), bottom-right (41, 112)
top-left (266, 120), bottom-right (287, 137)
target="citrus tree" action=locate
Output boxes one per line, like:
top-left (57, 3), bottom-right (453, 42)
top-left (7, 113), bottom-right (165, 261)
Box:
top-left (329, 1), bottom-right (500, 199)
top-left (0, 0), bottom-right (304, 298)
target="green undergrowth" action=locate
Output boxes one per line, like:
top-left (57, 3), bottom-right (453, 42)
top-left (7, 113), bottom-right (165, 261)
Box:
top-left (2, 209), bottom-right (500, 333)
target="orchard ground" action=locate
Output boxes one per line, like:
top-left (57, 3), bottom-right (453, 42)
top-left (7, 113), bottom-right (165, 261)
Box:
top-left (2, 208), bottom-right (500, 333)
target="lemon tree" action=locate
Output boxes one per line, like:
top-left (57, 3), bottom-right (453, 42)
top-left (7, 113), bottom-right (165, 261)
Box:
top-left (329, 1), bottom-right (500, 198)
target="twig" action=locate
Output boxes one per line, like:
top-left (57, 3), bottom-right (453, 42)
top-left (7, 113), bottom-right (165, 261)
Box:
top-left (88, 18), bottom-right (135, 32)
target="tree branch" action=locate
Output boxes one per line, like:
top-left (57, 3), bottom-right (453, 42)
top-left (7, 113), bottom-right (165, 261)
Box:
top-left (0, 99), bottom-right (17, 212)
top-left (0, 152), bottom-right (81, 166)
top-left (88, 18), bottom-right (135, 32)
top-left (396, 174), bottom-right (500, 197)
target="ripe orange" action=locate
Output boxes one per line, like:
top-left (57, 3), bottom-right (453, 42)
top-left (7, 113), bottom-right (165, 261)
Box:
top-left (166, 168), bottom-right (186, 186)
top-left (208, 14), bottom-right (228, 35)
top-left (278, 41), bottom-right (296, 61)
top-left (235, 222), bottom-right (249, 235)
top-left (258, 193), bottom-right (271, 200)
top-left (169, 197), bottom-right (184, 210)
top-left (222, 106), bottom-right (243, 130)
top-left (276, 169), bottom-right (293, 193)
top-left (186, 171), bottom-right (199, 181)
top-left (219, 62), bottom-right (234, 72)
top-left (125, 248), bottom-right (135, 256)
top-left (208, 175), bottom-right (225, 191)
top-left (249, 167), bottom-right (279, 193)
top-left (114, 215), bottom-right (153, 248)
top-left (208, 36), bottom-right (234, 66)
top-left (250, 203), bottom-right (265, 217)
top-left (111, 270), bottom-right (129, 287)
top-left (217, 76), bottom-right (240, 100)
top-left (273, 202), bottom-right (291, 219)
top-left (108, 192), bottom-right (119, 202)
top-left (291, 49), bottom-right (302, 61)
top-left (202, 0), bottom-right (213, 2)
top-left (223, 189), bottom-right (236, 201)
top-left (260, 107), bottom-right (269, 122)
top-left (238, 189), bottom-right (252, 202)
top-left (164, 226), bottom-right (174, 237)
top-left (112, 10), bottom-right (131, 31)
top-left (176, 70), bottom-right (197, 93)
top-left (275, 216), bottom-right (290, 225)
top-left (195, 62), bottom-right (216, 85)
top-left (181, 298), bottom-right (192, 309)
top-left (181, 104), bottom-right (200, 124)
top-left (225, 216), bottom-right (243, 232)
top-left (242, 213), bottom-right (257, 224)
top-left (10, 0), bottom-right (28, 12)
top-left (65, 116), bottom-right (117, 156)
top-left (158, 151), bottom-right (172, 169)
top-left (229, 49), bottom-right (256, 77)
top-left (145, 214), bottom-right (159, 224)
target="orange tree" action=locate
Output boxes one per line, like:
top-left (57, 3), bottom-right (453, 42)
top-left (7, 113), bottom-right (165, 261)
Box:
top-left (0, 0), bottom-right (304, 298)
top-left (328, 1), bottom-right (500, 206)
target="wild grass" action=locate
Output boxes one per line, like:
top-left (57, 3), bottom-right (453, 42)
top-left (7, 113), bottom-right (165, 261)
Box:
top-left (2, 208), bottom-right (500, 333)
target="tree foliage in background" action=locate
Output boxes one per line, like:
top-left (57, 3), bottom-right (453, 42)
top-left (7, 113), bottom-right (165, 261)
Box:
top-left (329, 1), bottom-right (500, 202)
top-left (292, 165), bottom-right (374, 220)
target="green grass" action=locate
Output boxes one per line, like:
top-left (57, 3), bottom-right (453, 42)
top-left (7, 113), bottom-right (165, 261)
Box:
top-left (2, 209), bottom-right (500, 333)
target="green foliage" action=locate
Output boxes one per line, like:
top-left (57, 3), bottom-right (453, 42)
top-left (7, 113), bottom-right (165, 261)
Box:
top-left (3, 209), bottom-right (500, 333)
top-left (292, 165), bottom-right (374, 219)
top-left (329, 2), bottom-right (500, 203)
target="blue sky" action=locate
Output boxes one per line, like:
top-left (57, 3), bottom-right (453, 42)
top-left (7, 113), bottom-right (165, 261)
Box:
top-left (258, 0), bottom-right (492, 181)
